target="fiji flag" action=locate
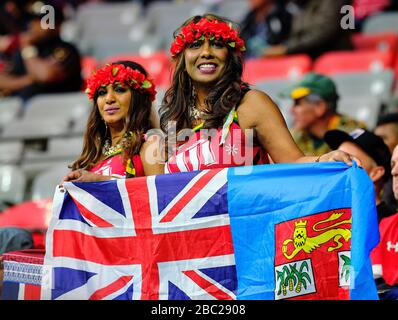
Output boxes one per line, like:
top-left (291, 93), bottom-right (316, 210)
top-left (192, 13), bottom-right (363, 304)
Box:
top-left (41, 162), bottom-right (379, 300)
top-left (229, 162), bottom-right (379, 300)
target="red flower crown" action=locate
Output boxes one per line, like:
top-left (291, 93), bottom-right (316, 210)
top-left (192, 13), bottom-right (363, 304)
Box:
top-left (170, 18), bottom-right (246, 58)
top-left (85, 64), bottom-right (157, 101)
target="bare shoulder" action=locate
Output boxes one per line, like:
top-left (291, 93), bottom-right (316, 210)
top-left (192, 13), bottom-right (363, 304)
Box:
top-left (237, 89), bottom-right (283, 128)
top-left (140, 136), bottom-right (165, 176)
top-left (241, 88), bottom-right (274, 104)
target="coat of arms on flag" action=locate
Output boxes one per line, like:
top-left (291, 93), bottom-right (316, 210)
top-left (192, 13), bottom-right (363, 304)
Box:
top-left (2, 162), bottom-right (379, 300)
top-left (275, 209), bottom-right (352, 300)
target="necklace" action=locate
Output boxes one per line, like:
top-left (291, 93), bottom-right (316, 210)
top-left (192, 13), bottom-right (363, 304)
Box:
top-left (189, 86), bottom-right (210, 122)
top-left (190, 105), bottom-right (209, 121)
top-left (102, 140), bottom-right (123, 158)
top-left (102, 131), bottom-right (133, 158)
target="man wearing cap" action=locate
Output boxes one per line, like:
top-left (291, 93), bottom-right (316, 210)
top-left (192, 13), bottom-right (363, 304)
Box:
top-left (284, 72), bottom-right (366, 157)
top-left (324, 128), bottom-right (396, 223)
top-left (370, 144), bottom-right (398, 300)
top-left (0, 1), bottom-right (82, 100)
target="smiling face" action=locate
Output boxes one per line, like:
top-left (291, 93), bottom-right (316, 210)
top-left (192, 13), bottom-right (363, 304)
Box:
top-left (184, 38), bottom-right (229, 87)
top-left (96, 82), bottom-right (132, 130)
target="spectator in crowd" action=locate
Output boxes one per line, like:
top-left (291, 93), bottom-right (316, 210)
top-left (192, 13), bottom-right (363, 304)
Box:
top-left (371, 143), bottom-right (398, 300)
top-left (61, 60), bottom-right (163, 184)
top-left (374, 113), bottom-right (398, 212)
top-left (282, 72), bottom-right (366, 156)
top-left (374, 112), bottom-right (398, 153)
top-left (239, 0), bottom-right (292, 58)
top-left (0, 227), bottom-right (34, 255)
top-left (0, 2), bottom-right (82, 101)
top-left (0, 1), bottom-right (32, 61)
top-left (263, 0), bottom-right (353, 60)
top-left (160, 14), bottom-right (357, 173)
top-left (324, 128), bottom-right (395, 222)
top-left (0, 227), bottom-right (34, 297)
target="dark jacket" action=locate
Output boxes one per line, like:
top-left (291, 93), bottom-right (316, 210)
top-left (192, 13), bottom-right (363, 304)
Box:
top-left (285, 0), bottom-right (353, 59)
top-left (240, 3), bottom-right (292, 58)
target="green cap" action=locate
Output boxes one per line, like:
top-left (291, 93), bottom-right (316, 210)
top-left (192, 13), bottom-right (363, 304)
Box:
top-left (281, 73), bottom-right (339, 102)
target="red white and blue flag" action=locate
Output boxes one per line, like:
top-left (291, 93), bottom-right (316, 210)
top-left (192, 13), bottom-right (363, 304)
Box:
top-left (42, 169), bottom-right (236, 300)
top-left (39, 163), bottom-right (379, 300)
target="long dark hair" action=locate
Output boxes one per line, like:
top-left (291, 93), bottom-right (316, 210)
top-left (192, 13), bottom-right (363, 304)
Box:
top-left (71, 60), bottom-right (153, 171)
top-left (160, 14), bottom-right (249, 134)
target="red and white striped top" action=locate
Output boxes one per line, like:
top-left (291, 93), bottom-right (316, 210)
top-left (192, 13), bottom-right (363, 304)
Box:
top-left (165, 121), bottom-right (268, 174)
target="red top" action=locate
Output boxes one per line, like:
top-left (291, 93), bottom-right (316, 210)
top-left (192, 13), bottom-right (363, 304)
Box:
top-left (371, 212), bottom-right (398, 285)
top-left (165, 121), bottom-right (268, 173)
top-left (90, 153), bottom-right (145, 177)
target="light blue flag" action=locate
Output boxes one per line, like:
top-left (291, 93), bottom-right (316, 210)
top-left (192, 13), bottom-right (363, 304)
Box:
top-left (228, 162), bottom-right (379, 300)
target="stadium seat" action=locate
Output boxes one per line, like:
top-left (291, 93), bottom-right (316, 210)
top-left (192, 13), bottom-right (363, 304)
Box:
top-left (0, 198), bottom-right (52, 249)
top-left (75, 2), bottom-right (143, 55)
top-left (255, 79), bottom-right (296, 128)
top-left (103, 51), bottom-right (172, 88)
top-left (31, 163), bottom-right (71, 201)
top-left (146, 1), bottom-right (210, 49)
top-left (0, 97), bottom-right (23, 130)
top-left (313, 50), bottom-right (394, 75)
top-left (352, 32), bottom-right (398, 56)
top-left (243, 54), bottom-right (312, 83)
top-left (91, 33), bottom-right (163, 61)
top-left (331, 69), bottom-right (394, 106)
top-left (23, 136), bottom-right (83, 162)
top-left (362, 12), bottom-right (398, 34)
top-left (0, 141), bottom-right (24, 164)
top-left (338, 96), bottom-right (383, 129)
top-left (1, 118), bottom-right (70, 140)
top-left (22, 92), bottom-right (90, 124)
top-left (0, 165), bottom-right (27, 205)
top-left (70, 115), bottom-right (88, 134)
top-left (216, 0), bottom-right (250, 23)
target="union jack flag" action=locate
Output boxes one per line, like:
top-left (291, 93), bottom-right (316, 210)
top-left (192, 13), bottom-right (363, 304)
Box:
top-left (41, 168), bottom-right (237, 300)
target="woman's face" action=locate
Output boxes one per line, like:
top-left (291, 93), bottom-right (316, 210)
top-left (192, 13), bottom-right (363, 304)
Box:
top-left (96, 82), bottom-right (132, 128)
top-left (184, 37), bottom-right (229, 86)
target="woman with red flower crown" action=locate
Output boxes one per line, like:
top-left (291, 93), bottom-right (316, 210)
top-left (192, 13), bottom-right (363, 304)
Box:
top-left (161, 14), bottom-right (358, 173)
top-left (61, 60), bottom-right (164, 184)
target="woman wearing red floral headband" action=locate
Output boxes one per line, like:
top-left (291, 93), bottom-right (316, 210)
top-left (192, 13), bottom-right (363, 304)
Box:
top-left (160, 14), bottom-right (358, 173)
top-left (61, 60), bottom-right (164, 183)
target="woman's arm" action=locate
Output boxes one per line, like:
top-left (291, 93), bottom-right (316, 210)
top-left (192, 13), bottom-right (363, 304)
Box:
top-left (237, 90), bottom-right (356, 165)
top-left (140, 135), bottom-right (165, 176)
top-left (61, 169), bottom-right (111, 183)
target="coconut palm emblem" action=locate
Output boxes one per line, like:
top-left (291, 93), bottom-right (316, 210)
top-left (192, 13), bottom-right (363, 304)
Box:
top-left (276, 261), bottom-right (313, 297)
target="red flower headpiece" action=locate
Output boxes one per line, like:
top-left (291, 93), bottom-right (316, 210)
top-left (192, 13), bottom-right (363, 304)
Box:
top-left (85, 64), bottom-right (157, 101)
top-left (170, 18), bottom-right (246, 58)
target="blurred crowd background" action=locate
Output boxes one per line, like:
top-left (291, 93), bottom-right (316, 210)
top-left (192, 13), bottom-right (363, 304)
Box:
top-left (0, 0), bottom-right (398, 253)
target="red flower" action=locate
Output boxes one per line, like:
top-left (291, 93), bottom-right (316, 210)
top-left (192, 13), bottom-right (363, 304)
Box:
top-left (85, 64), bottom-right (156, 101)
top-left (170, 18), bottom-right (245, 58)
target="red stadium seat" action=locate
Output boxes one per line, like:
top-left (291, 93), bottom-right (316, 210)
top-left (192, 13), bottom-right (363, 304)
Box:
top-left (103, 51), bottom-right (172, 88)
top-left (242, 54), bottom-right (312, 83)
top-left (0, 198), bottom-right (52, 249)
top-left (313, 50), bottom-right (394, 75)
top-left (352, 32), bottom-right (398, 56)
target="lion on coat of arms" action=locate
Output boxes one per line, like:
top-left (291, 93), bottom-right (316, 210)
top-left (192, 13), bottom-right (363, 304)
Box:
top-left (282, 212), bottom-right (351, 260)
